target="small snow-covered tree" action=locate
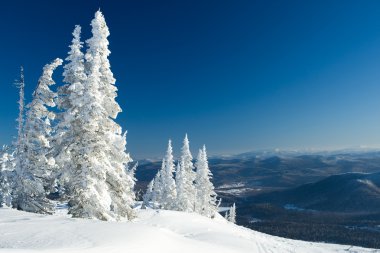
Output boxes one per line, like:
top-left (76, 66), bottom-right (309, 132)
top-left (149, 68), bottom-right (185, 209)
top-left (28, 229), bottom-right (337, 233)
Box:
top-left (0, 147), bottom-right (15, 207)
top-left (67, 11), bottom-right (135, 220)
top-left (175, 134), bottom-right (196, 212)
top-left (151, 167), bottom-right (163, 208)
top-left (159, 140), bottom-right (177, 209)
top-left (226, 203), bottom-right (236, 223)
top-left (142, 178), bottom-right (154, 208)
top-left (12, 60), bottom-right (62, 214)
top-left (194, 145), bottom-right (218, 218)
top-left (175, 160), bottom-right (185, 211)
top-left (149, 140), bottom-right (177, 210)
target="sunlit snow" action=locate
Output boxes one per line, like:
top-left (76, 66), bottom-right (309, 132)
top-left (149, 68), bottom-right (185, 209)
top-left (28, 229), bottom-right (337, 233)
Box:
top-left (0, 207), bottom-right (377, 253)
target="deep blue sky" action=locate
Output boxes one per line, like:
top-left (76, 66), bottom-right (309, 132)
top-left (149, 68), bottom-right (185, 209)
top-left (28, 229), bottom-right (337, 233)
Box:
top-left (1, 1), bottom-right (380, 158)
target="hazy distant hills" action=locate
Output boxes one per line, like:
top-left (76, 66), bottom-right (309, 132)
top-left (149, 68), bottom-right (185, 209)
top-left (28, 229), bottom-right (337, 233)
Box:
top-left (136, 151), bottom-right (380, 194)
top-left (253, 172), bottom-right (380, 212)
top-left (135, 152), bottom-right (380, 212)
top-left (209, 152), bottom-right (380, 191)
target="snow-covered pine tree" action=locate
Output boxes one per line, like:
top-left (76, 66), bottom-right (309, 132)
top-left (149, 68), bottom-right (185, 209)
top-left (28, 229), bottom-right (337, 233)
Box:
top-left (0, 147), bottom-right (15, 207)
top-left (55, 25), bottom-right (87, 194)
top-left (13, 67), bottom-right (26, 192)
top-left (64, 51), bottom-right (114, 220)
top-left (87, 10), bottom-right (136, 220)
top-left (159, 140), bottom-right (177, 209)
top-left (67, 11), bottom-right (135, 220)
top-left (0, 66), bottom-right (25, 206)
top-left (147, 141), bottom-right (177, 210)
top-left (151, 166), bottom-right (163, 208)
top-left (226, 203), bottom-right (236, 223)
top-left (25, 58), bottom-right (62, 191)
top-left (142, 178), bottom-right (154, 208)
top-left (175, 161), bottom-right (185, 211)
top-left (16, 66), bottom-right (25, 159)
top-left (194, 145), bottom-right (218, 218)
top-left (85, 10), bottom-right (121, 118)
top-left (12, 60), bottom-right (62, 214)
top-left (175, 134), bottom-right (196, 212)
top-left (62, 25), bottom-right (86, 101)
top-left (8, 67), bottom-right (25, 206)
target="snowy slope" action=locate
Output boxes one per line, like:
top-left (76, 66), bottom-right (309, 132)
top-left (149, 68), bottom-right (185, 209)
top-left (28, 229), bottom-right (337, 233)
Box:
top-left (0, 208), bottom-right (378, 253)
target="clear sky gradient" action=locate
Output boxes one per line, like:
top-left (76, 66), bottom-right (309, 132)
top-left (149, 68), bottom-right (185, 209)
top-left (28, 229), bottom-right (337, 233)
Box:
top-left (1, 0), bottom-right (380, 158)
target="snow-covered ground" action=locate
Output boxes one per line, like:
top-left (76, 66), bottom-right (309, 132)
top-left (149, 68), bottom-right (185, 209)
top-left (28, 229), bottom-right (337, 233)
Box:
top-left (0, 207), bottom-right (378, 253)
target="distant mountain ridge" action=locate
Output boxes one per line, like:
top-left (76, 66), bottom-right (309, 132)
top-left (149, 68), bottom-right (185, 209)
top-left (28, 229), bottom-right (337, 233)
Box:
top-left (210, 148), bottom-right (380, 159)
top-left (253, 172), bottom-right (380, 212)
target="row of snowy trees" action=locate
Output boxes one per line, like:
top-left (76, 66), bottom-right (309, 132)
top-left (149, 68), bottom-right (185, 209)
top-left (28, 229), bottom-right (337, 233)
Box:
top-left (142, 135), bottom-right (220, 218)
top-left (0, 11), bottom-right (136, 221)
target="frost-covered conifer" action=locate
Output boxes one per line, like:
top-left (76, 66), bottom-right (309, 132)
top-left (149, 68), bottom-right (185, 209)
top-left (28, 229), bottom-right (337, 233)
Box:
top-left (5, 68), bottom-right (24, 208)
top-left (65, 51), bottom-right (113, 220)
top-left (149, 141), bottom-right (177, 210)
top-left (62, 25), bottom-right (86, 100)
top-left (159, 140), bottom-right (177, 209)
top-left (148, 140), bottom-right (178, 210)
top-left (55, 25), bottom-right (87, 191)
top-left (226, 203), bottom-right (236, 223)
top-left (67, 11), bottom-right (135, 220)
top-left (142, 179), bottom-right (154, 208)
top-left (85, 10), bottom-right (121, 118)
top-left (151, 168), bottom-right (163, 208)
top-left (175, 161), bottom-right (185, 211)
top-left (12, 60), bottom-right (62, 214)
top-left (175, 134), bottom-right (196, 212)
top-left (25, 58), bottom-right (62, 189)
top-left (194, 145), bottom-right (218, 218)
top-left (0, 147), bottom-right (15, 207)
top-left (16, 67), bottom-right (25, 158)
top-left (13, 67), bottom-right (26, 191)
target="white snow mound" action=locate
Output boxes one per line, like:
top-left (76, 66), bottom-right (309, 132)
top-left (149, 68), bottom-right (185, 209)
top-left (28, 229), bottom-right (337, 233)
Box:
top-left (0, 208), bottom-right (378, 253)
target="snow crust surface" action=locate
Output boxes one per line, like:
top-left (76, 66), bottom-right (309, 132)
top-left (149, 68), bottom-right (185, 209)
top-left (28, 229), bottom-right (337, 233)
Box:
top-left (0, 208), bottom-right (378, 253)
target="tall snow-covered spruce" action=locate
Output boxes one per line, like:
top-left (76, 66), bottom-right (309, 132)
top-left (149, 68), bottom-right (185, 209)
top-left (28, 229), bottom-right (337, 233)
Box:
top-left (175, 134), bottom-right (196, 212)
top-left (64, 11), bottom-right (135, 221)
top-left (12, 59), bottom-right (62, 214)
top-left (16, 67), bottom-right (25, 158)
top-left (26, 59), bottom-right (62, 190)
top-left (55, 25), bottom-right (87, 195)
top-left (194, 145), bottom-right (218, 218)
top-left (9, 67), bottom-right (25, 205)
